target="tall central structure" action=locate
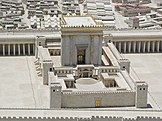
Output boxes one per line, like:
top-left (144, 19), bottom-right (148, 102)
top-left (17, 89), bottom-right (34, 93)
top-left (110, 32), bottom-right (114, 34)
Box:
top-left (61, 16), bottom-right (103, 66)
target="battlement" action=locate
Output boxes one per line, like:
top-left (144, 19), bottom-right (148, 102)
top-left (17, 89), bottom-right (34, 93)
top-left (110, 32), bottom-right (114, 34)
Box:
top-left (135, 81), bottom-right (148, 86)
top-left (119, 59), bottom-right (130, 61)
top-left (105, 27), bottom-right (162, 31)
top-left (50, 82), bottom-right (62, 88)
top-left (98, 66), bottom-right (120, 73)
top-left (63, 90), bottom-right (135, 95)
top-left (61, 25), bottom-right (103, 28)
top-left (92, 116), bottom-right (122, 119)
top-left (136, 116), bottom-right (162, 120)
top-left (0, 114), bottom-right (161, 121)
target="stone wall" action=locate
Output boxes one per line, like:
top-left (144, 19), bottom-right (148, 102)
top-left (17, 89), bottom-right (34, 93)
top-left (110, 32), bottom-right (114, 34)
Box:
top-left (62, 91), bottom-right (135, 108)
top-left (0, 116), bottom-right (161, 121)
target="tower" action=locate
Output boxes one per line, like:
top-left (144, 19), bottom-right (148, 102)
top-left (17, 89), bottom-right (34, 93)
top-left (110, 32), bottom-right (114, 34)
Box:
top-left (49, 82), bottom-right (62, 108)
top-left (135, 81), bottom-right (148, 108)
top-left (43, 61), bottom-right (53, 85)
top-left (118, 59), bottom-right (130, 73)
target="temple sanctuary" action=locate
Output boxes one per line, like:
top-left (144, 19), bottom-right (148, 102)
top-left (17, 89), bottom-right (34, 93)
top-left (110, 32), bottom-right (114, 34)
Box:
top-left (0, 15), bottom-right (162, 120)
top-left (34, 15), bottom-right (148, 108)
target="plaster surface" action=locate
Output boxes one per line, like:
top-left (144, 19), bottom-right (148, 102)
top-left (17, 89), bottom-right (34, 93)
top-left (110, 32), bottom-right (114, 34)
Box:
top-left (0, 57), bottom-right (49, 108)
top-left (123, 53), bottom-right (162, 109)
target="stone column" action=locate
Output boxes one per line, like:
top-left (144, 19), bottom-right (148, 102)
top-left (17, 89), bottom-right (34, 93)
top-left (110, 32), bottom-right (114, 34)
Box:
top-left (152, 41), bottom-right (155, 52)
top-left (33, 44), bottom-right (35, 55)
top-left (28, 44), bottom-right (30, 55)
top-left (119, 42), bottom-right (121, 53)
top-left (156, 41), bottom-right (160, 52)
top-left (147, 41), bottom-right (150, 52)
top-left (3, 44), bottom-right (5, 56)
top-left (143, 41), bottom-right (146, 53)
top-left (138, 41), bottom-right (141, 53)
top-left (23, 44), bottom-right (25, 55)
top-left (13, 44), bottom-right (15, 55)
top-left (128, 41), bottom-right (131, 53)
top-left (18, 44), bottom-right (20, 55)
top-left (8, 44), bottom-right (10, 56)
top-left (124, 41), bottom-right (127, 53)
top-left (133, 41), bottom-right (136, 53)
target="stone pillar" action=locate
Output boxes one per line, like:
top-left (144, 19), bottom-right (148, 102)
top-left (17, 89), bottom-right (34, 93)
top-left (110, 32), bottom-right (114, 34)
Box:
top-left (124, 41), bottom-right (127, 53)
top-left (90, 36), bottom-right (94, 64)
top-left (128, 41), bottom-right (131, 53)
top-left (3, 44), bottom-right (5, 56)
top-left (13, 44), bottom-right (15, 55)
top-left (147, 41), bottom-right (150, 52)
top-left (23, 44), bottom-right (25, 55)
top-left (156, 41), bottom-right (160, 52)
top-left (138, 41), bottom-right (141, 53)
top-left (133, 41), bottom-right (136, 53)
top-left (28, 44), bottom-right (30, 55)
top-left (33, 44), bottom-right (35, 55)
top-left (8, 44), bottom-right (10, 56)
top-left (18, 44), bottom-right (20, 55)
top-left (119, 42), bottom-right (121, 53)
top-left (143, 41), bottom-right (146, 53)
top-left (152, 41), bottom-right (155, 52)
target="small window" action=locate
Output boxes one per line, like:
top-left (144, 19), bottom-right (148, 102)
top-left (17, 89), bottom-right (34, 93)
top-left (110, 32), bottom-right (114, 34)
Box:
top-left (140, 88), bottom-right (142, 90)
top-left (123, 66), bottom-right (125, 69)
top-left (50, 68), bottom-right (53, 71)
top-left (53, 90), bottom-right (55, 92)
top-left (109, 40), bottom-right (111, 43)
top-left (143, 88), bottom-right (145, 90)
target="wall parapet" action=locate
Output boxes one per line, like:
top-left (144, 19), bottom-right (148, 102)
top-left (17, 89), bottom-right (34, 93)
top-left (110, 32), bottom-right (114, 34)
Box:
top-left (0, 116), bottom-right (161, 121)
top-left (63, 90), bottom-right (135, 95)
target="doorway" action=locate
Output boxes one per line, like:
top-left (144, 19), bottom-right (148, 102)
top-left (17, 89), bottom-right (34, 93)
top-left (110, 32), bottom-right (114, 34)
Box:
top-left (77, 48), bottom-right (86, 64)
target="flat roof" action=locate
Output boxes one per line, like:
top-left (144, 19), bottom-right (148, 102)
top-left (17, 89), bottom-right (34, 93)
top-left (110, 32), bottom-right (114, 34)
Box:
top-left (63, 16), bottom-right (96, 26)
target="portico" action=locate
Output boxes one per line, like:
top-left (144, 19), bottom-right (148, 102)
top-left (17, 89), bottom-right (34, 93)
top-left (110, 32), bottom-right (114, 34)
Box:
top-left (0, 43), bottom-right (35, 56)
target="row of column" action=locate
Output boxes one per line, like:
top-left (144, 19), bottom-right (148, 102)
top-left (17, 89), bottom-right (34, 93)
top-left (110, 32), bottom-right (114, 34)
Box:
top-left (2, 43), bottom-right (35, 56)
top-left (114, 41), bottom-right (161, 53)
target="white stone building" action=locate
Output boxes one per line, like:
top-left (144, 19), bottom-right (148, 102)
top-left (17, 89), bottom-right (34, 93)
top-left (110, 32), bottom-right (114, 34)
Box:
top-left (34, 15), bottom-right (149, 109)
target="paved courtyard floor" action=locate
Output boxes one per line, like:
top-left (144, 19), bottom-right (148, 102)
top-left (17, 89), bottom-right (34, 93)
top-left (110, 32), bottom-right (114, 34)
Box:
top-left (123, 53), bottom-right (162, 110)
top-left (0, 56), bottom-right (49, 108)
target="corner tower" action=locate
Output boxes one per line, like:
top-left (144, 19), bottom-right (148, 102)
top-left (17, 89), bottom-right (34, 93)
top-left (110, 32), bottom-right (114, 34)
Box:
top-left (61, 15), bottom-right (104, 66)
top-left (135, 81), bottom-right (148, 108)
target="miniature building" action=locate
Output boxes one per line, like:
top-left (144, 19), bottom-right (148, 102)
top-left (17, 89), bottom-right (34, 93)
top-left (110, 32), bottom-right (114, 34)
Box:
top-left (0, 0), bottom-right (161, 118)
top-left (61, 16), bottom-right (103, 66)
top-left (115, 4), bottom-right (151, 17)
top-left (83, 0), bottom-right (115, 28)
top-left (44, 15), bottom-right (149, 109)
top-left (62, 0), bottom-right (81, 15)
top-left (125, 17), bottom-right (139, 28)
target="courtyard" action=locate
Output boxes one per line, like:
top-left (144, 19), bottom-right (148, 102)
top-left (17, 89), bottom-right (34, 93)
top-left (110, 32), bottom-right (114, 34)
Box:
top-left (123, 53), bottom-right (162, 110)
top-left (0, 56), bottom-right (49, 108)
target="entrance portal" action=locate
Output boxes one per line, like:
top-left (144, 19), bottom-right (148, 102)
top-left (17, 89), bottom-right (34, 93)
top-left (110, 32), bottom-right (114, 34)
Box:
top-left (77, 49), bottom-right (86, 64)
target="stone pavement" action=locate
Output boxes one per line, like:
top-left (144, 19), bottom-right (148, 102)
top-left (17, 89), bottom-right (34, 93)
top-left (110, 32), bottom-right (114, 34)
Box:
top-left (0, 56), bottom-right (49, 108)
top-left (123, 53), bottom-right (162, 110)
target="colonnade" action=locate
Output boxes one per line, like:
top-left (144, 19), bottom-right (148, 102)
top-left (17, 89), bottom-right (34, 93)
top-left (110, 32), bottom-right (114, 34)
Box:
top-left (113, 41), bottom-right (161, 53)
top-left (0, 43), bottom-right (35, 56)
